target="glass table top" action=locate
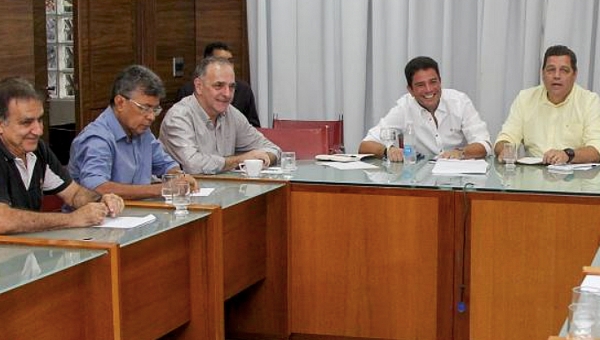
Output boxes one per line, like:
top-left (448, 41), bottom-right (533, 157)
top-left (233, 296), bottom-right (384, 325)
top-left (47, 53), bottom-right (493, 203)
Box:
top-left (0, 244), bottom-right (106, 294)
top-left (205, 157), bottom-right (600, 196)
top-left (169, 179), bottom-right (285, 209)
top-left (18, 208), bottom-right (211, 247)
top-left (281, 157), bottom-right (600, 196)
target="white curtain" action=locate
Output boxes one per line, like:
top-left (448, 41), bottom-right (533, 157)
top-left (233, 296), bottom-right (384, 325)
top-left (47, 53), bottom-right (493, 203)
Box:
top-left (247, 0), bottom-right (600, 153)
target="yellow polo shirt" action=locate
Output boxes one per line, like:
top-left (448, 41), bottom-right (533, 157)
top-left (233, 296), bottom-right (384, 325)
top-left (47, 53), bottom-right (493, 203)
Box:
top-left (496, 84), bottom-right (600, 157)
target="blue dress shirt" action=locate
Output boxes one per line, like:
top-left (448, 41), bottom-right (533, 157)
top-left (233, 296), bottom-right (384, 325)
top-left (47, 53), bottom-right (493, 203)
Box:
top-left (68, 106), bottom-right (179, 190)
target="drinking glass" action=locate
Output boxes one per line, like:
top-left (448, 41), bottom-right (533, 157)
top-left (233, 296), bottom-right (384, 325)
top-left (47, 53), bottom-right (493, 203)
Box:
top-left (568, 303), bottom-right (596, 339)
top-left (380, 127), bottom-right (397, 164)
top-left (503, 143), bottom-right (517, 167)
top-left (281, 151), bottom-right (297, 174)
top-left (161, 173), bottom-right (180, 203)
top-left (572, 286), bottom-right (600, 305)
top-left (172, 181), bottom-right (191, 216)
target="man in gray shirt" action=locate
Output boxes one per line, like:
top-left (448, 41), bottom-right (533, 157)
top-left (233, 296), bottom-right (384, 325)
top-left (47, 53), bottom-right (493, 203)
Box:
top-left (160, 57), bottom-right (280, 174)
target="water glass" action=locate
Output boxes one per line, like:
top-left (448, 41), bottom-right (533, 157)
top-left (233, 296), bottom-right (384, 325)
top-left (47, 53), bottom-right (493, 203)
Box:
top-left (161, 173), bottom-right (180, 203)
top-left (172, 181), bottom-right (191, 216)
top-left (503, 143), bottom-right (517, 167)
top-left (572, 286), bottom-right (600, 305)
top-left (281, 151), bottom-right (297, 173)
top-left (568, 303), bottom-right (597, 339)
top-left (380, 127), bottom-right (397, 163)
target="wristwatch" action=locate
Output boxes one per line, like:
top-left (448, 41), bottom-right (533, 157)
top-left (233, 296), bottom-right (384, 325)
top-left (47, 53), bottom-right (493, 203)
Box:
top-left (382, 146), bottom-right (388, 158)
top-left (563, 148), bottom-right (575, 163)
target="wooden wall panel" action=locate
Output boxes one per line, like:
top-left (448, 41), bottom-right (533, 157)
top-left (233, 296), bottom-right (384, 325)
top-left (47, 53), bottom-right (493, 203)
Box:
top-left (76, 0), bottom-right (137, 129)
top-left (0, 2), bottom-right (36, 81)
top-left (195, 0), bottom-right (250, 83)
top-left (153, 0), bottom-right (196, 105)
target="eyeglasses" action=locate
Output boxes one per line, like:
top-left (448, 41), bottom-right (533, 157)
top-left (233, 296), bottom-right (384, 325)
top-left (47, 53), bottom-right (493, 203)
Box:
top-left (123, 96), bottom-right (163, 116)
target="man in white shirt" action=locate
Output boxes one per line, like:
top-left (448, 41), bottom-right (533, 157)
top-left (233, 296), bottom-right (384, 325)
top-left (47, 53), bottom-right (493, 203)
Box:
top-left (359, 56), bottom-right (491, 161)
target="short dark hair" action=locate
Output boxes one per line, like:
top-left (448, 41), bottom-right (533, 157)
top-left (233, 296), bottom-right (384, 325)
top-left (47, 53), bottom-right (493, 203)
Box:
top-left (110, 65), bottom-right (165, 106)
top-left (193, 56), bottom-right (234, 79)
top-left (404, 56), bottom-right (441, 87)
top-left (543, 45), bottom-right (577, 72)
top-left (0, 77), bottom-right (42, 121)
top-left (203, 42), bottom-right (232, 58)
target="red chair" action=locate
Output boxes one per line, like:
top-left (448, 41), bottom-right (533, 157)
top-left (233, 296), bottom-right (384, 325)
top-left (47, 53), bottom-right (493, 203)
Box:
top-left (41, 194), bottom-right (63, 212)
top-left (257, 127), bottom-right (330, 160)
top-left (272, 115), bottom-right (344, 154)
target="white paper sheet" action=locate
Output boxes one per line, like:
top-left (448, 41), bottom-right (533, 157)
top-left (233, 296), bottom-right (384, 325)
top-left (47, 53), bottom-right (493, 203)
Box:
top-left (431, 159), bottom-right (488, 174)
top-left (581, 275), bottom-right (600, 288)
top-left (190, 188), bottom-right (215, 197)
top-left (547, 163), bottom-right (600, 172)
top-left (517, 157), bottom-right (543, 165)
top-left (323, 161), bottom-right (379, 170)
top-left (96, 214), bottom-right (156, 229)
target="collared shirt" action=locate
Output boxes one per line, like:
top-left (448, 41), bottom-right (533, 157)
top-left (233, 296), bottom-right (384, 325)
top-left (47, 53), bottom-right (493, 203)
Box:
top-left (176, 80), bottom-right (261, 127)
top-left (363, 89), bottom-right (492, 156)
top-left (0, 139), bottom-right (70, 211)
top-left (68, 106), bottom-right (179, 190)
top-left (159, 95), bottom-right (281, 174)
top-left (495, 84), bottom-right (600, 157)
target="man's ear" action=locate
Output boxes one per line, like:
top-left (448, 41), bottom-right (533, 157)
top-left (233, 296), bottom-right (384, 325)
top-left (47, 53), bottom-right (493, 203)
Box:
top-left (113, 94), bottom-right (127, 112)
top-left (193, 78), bottom-right (203, 94)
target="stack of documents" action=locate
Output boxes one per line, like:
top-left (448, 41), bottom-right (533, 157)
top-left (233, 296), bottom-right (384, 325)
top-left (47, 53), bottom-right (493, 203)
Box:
top-left (431, 159), bottom-right (489, 175)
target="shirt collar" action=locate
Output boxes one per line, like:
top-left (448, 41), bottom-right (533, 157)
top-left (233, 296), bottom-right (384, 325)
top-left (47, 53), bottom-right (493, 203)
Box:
top-left (543, 84), bottom-right (576, 108)
top-left (411, 90), bottom-right (448, 116)
top-left (190, 96), bottom-right (227, 129)
top-left (105, 106), bottom-right (130, 142)
top-left (0, 138), bottom-right (36, 162)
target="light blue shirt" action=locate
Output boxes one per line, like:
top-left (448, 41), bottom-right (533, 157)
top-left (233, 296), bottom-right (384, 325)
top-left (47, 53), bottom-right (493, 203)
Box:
top-left (68, 106), bottom-right (179, 190)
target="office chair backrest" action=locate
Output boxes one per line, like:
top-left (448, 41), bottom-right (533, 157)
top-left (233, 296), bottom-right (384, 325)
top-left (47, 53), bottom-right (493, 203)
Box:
top-left (257, 127), bottom-right (330, 160)
top-left (272, 115), bottom-right (344, 154)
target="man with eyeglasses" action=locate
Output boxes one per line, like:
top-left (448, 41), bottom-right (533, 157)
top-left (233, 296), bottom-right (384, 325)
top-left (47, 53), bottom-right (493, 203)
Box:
top-left (68, 64), bottom-right (197, 199)
top-left (160, 57), bottom-right (280, 174)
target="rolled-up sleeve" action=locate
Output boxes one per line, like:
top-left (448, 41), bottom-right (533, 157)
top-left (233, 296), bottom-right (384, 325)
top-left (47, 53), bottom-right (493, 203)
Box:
top-left (233, 113), bottom-right (281, 161)
top-left (460, 95), bottom-right (492, 155)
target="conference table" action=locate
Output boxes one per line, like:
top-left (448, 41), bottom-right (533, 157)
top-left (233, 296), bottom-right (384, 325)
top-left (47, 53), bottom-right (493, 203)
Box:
top-left (0, 244), bottom-right (113, 339)
top-left (0, 179), bottom-right (288, 340)
top-left (125, 179), bottom-right (289, 339)
top-left (0, 208), bottom-right (214, 339)
top-left (203, 157), bottom-right (600, 340)
top-left (2, 158), bottom-right (599, 340)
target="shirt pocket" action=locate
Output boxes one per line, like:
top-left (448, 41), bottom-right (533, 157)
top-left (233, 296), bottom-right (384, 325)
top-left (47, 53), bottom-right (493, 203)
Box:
top-left (561, 123), bottom-right (584, 147)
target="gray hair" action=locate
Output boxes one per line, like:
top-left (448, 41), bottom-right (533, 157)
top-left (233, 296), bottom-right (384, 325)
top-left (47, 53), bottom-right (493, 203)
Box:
top-left (110, 65), bottom-right (165, 106)
top-left (0, 77), bottom-right (42, 121)
top-left (193, 56), bottom-right (234, 79)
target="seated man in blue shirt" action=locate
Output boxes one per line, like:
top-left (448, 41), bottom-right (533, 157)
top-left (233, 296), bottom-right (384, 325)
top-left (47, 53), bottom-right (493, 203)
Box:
top-left (69, 65), bottom-right (197, 200)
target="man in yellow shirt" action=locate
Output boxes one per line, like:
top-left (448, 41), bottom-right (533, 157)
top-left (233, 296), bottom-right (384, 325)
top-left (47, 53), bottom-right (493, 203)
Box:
top-left (495, 45), bottom-right (600, 165)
